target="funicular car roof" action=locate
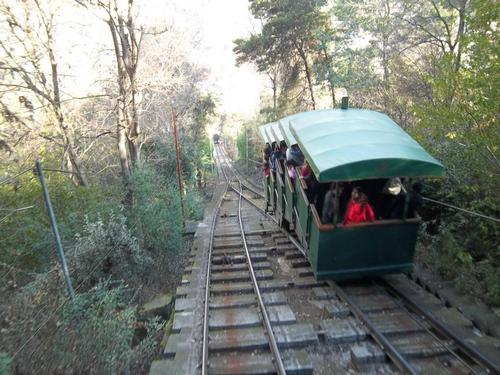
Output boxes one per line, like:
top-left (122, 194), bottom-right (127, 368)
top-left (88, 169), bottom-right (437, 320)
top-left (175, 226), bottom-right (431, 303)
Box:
top-left (287, 108), bottom-right (445, 182)
top-left (266, 122), bottom-right (283, 144)
top-left (259, 122), bottom-right (273, 144)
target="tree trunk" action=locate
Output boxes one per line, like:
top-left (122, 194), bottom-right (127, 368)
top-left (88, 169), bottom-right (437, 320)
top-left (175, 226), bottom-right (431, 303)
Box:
top-left (48, 41), bottom-right (88, 186)
top-left (322, 49), bottom-right (336, 107)
top-left (297, 46), bottom-right (316, 110)
top-left (108, 18), bottom-right (132, 181)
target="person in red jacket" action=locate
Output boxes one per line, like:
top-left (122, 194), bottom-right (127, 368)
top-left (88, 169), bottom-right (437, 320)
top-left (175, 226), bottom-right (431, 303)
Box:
top-left (343, 187), bottom-right (375, 225)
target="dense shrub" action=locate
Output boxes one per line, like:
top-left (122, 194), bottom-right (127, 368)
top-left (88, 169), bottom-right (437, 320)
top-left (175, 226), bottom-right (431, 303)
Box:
top-left (70, 213), bottom-right (153, 287)
top-left (56, 280), bottom-right (161, 375)
top-left (128, 168), bottom-right (183, 256)
top-left (0, 171), bottom-right (121, 273)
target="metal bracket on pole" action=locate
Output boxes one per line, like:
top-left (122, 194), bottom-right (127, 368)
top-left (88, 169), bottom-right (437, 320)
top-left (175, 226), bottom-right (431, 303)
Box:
top-left (35, 160), bottom-right (75, 301)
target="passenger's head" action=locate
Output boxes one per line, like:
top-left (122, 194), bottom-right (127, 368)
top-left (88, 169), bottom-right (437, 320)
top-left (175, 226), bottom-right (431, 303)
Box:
top-left (351, 186), bottom-right (361, 200)
top-left (383, 178), bottom-right (402, 195)
top-left (280, 140), bottom-right (287, 149)
top-left (329, 182), bottom-right (343, 194)
top-left (359, 193), bottom-right (369, 204)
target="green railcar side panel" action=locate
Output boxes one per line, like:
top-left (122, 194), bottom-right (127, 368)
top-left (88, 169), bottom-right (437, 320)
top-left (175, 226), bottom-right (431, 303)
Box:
top-left (289, 109), bottom-right (445, 182)
top-left (275, 169), bottom-right (285, 223)
top-left (264, 176), bottom-right (270, 203)
top-left (308, 222), bottom-right (420, 280)
top-left (283, 173), bottom-right (295, 223)
top-left (269, 173), bottom-right (276, 208)
top-left (295, 184), bottom-right (311, 248)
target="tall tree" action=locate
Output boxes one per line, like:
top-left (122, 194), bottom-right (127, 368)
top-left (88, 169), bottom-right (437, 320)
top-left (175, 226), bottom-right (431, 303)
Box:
top-left (0, 0), bottom-right (88, 186)
top-left (236, 0), bottom-right (331, 111)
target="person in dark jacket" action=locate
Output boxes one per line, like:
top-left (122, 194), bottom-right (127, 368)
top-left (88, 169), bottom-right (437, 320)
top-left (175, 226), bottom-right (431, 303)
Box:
top-left (322, 183), bottom-right (344, 224)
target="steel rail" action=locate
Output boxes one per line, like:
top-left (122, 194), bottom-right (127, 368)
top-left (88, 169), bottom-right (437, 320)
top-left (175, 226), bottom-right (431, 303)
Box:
top-left (216, 145), bottom-right (287, 375)
top-left (223, 151), bottom-right (500, 374)
top-left (383, 279), bottom-right (500, 374)
top-left (376, 279), bottom-right (480, 375)
top-left (327, 281), bottom-right (420, 375)
top-left (201, 151), bottom-right (229, 375)
top-left (218, 147), bottom-right (305, 258)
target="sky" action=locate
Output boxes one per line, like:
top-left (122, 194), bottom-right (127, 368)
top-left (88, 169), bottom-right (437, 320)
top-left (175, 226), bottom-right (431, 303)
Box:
top-left (58, 0), bottom-right (266, 117)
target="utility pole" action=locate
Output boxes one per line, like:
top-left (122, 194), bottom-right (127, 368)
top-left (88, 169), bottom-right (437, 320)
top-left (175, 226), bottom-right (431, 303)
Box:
top-left (35, 160), bottom-right (75, 301)
top-left (171, 108), bottom-right (185, 223)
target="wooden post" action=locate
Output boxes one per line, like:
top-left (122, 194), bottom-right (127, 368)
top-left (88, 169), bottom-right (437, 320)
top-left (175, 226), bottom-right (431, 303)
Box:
top-left (172, 108), bottom-right (185, 223)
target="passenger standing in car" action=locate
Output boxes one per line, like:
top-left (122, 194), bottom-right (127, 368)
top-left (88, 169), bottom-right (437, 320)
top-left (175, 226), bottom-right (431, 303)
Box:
top-left (270, 144), bottom-right (280, 172)
top-left (322, 183), bottom-right (343, 224)
top-left (263, 143), bottom-right (272, 163)
top-left (379, 178), bottom-right (406, 219)
top-left (286, 160), bottom-right (296, 182)
top-left (300, 160), bottom-right (317, 201)
top-left (343, 187), bottom-right (375, 225)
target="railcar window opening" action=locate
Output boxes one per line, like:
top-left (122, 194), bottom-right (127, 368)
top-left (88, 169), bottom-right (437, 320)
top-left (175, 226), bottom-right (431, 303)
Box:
top-left (317, 177), bottom-right (422, 226)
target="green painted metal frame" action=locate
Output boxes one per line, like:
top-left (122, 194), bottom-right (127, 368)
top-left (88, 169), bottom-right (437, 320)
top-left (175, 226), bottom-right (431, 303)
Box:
top-left (275, 161), bottom-right (286, 224)
top-left (295, 177), bottom-right (312, 249)
top-left (308, 214), bottom-right (419, 280)
top-left (269, 171), bottom-right (276, 210)
top-left (283, 167), bottom-right (296, 224)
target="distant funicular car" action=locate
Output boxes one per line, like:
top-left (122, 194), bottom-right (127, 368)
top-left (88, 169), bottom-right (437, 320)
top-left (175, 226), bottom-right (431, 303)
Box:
top-left (259, 107), bottom-right (445, 280)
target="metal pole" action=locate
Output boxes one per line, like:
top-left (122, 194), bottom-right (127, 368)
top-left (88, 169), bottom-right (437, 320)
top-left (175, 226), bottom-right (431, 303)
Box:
top-left (172, 108), bottom-right (185, 223)
top-left (35, 160), bottom-right (75, 301)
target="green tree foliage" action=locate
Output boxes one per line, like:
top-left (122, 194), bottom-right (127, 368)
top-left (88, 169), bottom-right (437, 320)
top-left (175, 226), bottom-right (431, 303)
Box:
top-left (235, 0), bottom-right (333, 116)
top-left (239, 0), bottom-right (498, 305)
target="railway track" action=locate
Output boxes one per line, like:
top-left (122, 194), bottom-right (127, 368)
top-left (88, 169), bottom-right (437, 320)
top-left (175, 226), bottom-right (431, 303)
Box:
top-left (153, 145), bottom-right (500, 375)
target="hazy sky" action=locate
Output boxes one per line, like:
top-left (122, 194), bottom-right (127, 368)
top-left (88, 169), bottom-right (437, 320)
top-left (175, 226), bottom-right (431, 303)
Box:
top-left (58, 0), bottom-right (265, 116)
